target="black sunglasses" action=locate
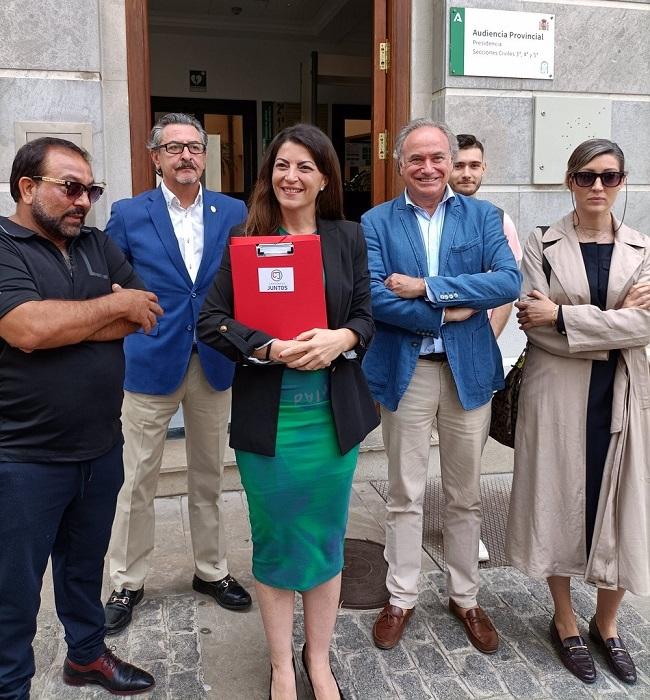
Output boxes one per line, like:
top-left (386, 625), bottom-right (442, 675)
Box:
top-left (571, 171), bottom-right (626, 188)
top-left (31, 176), bottom-right (105, 203)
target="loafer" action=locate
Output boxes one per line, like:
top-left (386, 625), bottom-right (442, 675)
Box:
top-left (449, 599), bottom-right (499, 654)
top-left (192, 574), bottom-right (252, 611)
top-left (104, 587), bottom-right (144, 635)
top-left (589, 616), bottom-right (637, 685)
top-left (63, 648), bottom-right (154, 694)
top-left (550, 617), bottom-right (596, 684)
top-left (372, 603), bottom-right (414, 649)
top-left (302, 644), bottom-right (344, 700)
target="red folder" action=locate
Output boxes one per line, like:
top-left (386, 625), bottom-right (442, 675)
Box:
top-left (230, 234), bottom-right (328, 339)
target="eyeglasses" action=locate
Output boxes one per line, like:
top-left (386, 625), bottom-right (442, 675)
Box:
top-left (571, 171), bottom-right (626, 188)
top-left (31, 176), bottom-right (105, 203)
top-left (156, 141), bottom-right (206, 155)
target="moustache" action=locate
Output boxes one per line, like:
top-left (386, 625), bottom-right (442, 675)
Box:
top-left (175, 160), bottom-right (196, 171)
top-left (65, 207), bottom-right (87, 218)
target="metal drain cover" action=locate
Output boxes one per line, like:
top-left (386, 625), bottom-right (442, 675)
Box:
top-left (339, 538), bottom-right (389, 610)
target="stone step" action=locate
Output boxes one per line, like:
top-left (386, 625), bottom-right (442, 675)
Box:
top-left (157, 425), bottom-right (514, 497)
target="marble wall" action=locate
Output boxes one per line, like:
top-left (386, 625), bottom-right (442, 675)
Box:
top-left (0, 0), bottom-right (131, 226)
top-left (411, 0), bottom-right (650, 235)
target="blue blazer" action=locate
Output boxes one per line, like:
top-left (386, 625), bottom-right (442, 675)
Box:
top-left (105, 187), bottom-right (247, 394)
top-left (361, 192), bottom-right (522, 411)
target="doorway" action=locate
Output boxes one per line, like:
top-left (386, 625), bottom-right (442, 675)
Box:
top-left (126, 0), bottom-right (410, 212)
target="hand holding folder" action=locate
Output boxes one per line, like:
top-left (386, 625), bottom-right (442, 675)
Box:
top-left (229, 234), bottom-right (328, 339)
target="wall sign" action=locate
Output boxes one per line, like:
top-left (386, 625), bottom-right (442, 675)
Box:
top-left (450, 7), bottom-right (554, 80)
top-left (189, 70), bottom-right (207, 92)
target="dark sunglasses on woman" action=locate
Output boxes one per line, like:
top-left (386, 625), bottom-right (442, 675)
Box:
top-left (571, 171), bottom-right (626, 188)
top-left (30, 176), bottom-right (105, 203)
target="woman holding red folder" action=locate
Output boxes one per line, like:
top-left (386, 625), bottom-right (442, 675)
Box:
top-left (198, 123), bottom-right (378, 700)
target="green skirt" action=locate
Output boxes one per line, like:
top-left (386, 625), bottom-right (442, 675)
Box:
top-left (236, 368), bottom-right (359, 591)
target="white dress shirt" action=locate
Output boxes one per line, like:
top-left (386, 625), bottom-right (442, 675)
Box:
top-left (404, 186), bottom-right (456, 354)
top-left (160, 181), bottom-right (204, 282)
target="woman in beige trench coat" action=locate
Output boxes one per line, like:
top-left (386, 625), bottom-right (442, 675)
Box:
top-left (507, 139), bottom-right (650, 686)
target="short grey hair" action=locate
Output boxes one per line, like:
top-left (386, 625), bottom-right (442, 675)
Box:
top-left (393, 118), bottom-right (458, 165)
top-left (147, 113), bottom-right (208, 150)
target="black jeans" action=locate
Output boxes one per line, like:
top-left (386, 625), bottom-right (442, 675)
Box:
top-left (0, 442), bottom-right (124, 700)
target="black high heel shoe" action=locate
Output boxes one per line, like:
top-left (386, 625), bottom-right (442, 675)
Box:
top-left (269, 657), bottom-right (297, 700)
top-left (301, 644), bottom-right (345, 700)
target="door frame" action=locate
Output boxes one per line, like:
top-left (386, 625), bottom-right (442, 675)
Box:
top-left (371, 0), bottom-right (411, 205)
top-left (125, 0), bottom-right (411, 201)
top-left (151, 96), bottom-right (257, 202)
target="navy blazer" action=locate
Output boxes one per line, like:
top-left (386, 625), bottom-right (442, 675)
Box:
top-left (198, 219), bottom-right (379, 456)
top-left (361, 191), bottom-right (522, 411)
top-left (106, 187), bottom-right (247, 394)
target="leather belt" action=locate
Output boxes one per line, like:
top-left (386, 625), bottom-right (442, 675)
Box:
top-left (419, 352), bottom-right (448, 362)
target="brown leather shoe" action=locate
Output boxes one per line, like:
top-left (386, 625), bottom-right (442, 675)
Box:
top-left (372, 604), bottom-right (414, 649)
top-left (449, 599), bottom-right (499, 654)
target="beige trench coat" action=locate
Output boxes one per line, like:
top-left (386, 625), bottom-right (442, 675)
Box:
top-left (507, 213), bottom-right (650, 595)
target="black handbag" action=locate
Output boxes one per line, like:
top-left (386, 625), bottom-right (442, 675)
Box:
top-left (489, 345), bottom-right (527, 448)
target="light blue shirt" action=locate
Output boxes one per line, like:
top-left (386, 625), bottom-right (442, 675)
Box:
top-left (404, 186), bottom-right (456, 354)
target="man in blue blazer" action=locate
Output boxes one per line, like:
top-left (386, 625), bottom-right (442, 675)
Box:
top-left (362, 119), bottom-right (521, 654)
top-left (104, 113), bottom-right (251, 633)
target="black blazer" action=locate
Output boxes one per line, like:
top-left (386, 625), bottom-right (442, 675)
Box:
top-left (197, 219), bottom-right (379, 456)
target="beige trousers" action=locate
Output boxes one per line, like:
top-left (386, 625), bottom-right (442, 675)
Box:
top-left (381, 360), bottom-right (491, 609)
top-left (109, 355), bottom-right (231, 590)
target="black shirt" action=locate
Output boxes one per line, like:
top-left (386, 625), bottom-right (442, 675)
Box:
top-left (0, 216), bottom-right (144, 463)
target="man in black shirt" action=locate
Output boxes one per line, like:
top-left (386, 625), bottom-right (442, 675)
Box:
top-left (0, 138), bottom-right (162, 699)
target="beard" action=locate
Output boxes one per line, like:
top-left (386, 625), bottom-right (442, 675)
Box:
top-left (173, 158), bottom-right (200, 185)
top-left (31, 197), bottom-right (86, 241)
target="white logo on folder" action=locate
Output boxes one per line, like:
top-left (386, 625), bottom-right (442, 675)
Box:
top-left (258, 267), bottom-right (294, 292)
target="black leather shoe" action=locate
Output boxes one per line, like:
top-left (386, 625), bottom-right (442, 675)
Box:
top-left (104, 587), bottom-right (144, 635)
top-left (192, 574), bottom-right (252, 611)
top-left (302, 644), bottom-right (345, 700)
top-left (550, 618), bottom-right (596, 684)
top-left (63, 648), bottom-right (154, 694)
top-left (589, 616), bottom-right (637, 685)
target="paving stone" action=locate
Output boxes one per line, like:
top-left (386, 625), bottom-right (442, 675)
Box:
top-left (520, 578), bottom-right (554, 609)
top-left (617, 602), bottom-right (647, 628)
top-left (169, 632), bottom-right (201, 670)
top-left (498, 589), bottom-right (546, 616)
top-left (451, 652), bottom-right (506, 697)
top-left (404, 640), bottom-right (454, 678)
top-left (168, 669), bottom-right (207, 699)
top-left (166, 595), bottom-right (196, 633)
top-left (499, 662), bottom-right (547, 698)
top-left (427, 614), bottom-right (471, 653)
top-left (405, 615), bottom-right (435, 644)
top-left (146, 659), bottom-right (170, 700)
top-left (334, 613), bottom-right (374, 652)
top-left (541, 674), bottom-right (593, 698)
top-left (375, 642), bottom-right (414, 672)
top-left (632, 625), bottom-right (650, 649)
top-left (132, 597), bottom-right (164, 629)
top-left (489, 636), bottom-right (520, 665)
top-left (347, 652), bottom-right (395, 699)
top-left (512, 638), bottom-right (559, 675)
top-left (524, 615), bottom-right (555, 644)
top-left (570, 588), bottom-right (599, 622)
top-left (486, 606), bottom-right (531, 642)
top-left (427, 676), bottom-right (473, 700)
top-left (128, 628), bottom-right (168, 663)
top-left (476, 588), bottom-right (504, 610)
top-left (418, 588), bottom-right (449, 618)
top-left (391, 670), bottom-right (434, 699)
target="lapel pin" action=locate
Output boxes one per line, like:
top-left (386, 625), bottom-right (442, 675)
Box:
top-left (210, 205), bottom-right (216, 213)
